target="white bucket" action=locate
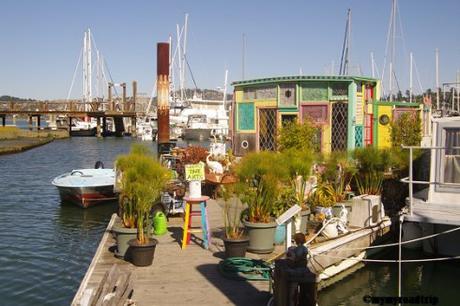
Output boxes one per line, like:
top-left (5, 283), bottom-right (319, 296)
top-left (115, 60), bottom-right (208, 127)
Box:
top-left (189, 180), bottom-right (202, 198)
top-left (322, 220), bottom-right (339, 238)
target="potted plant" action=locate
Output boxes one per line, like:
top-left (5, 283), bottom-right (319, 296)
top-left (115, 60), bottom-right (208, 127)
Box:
top-left (272, 187), bottom-right (297, 244)
top-left (114, 144), bottom-right (170, 266)
top-left (321, 152), bottom-right (357, 219)
top-left (350, 147), bottom-right (390, 227)
top-left (279, 148), bottom-right (314, 234)
top-left (236, 151), bottom-right (288, 254)
top-left (112, 144), bottom-right (148, 259)
top-left (221, 184), bottom-right (249, 258)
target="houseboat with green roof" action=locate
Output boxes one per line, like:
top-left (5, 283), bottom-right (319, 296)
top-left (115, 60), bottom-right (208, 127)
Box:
top-left (231, 75), bottom-right (421, 155)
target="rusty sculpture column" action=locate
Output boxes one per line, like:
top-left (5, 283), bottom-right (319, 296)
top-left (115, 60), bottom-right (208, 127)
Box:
top-left (157, 42), bottom-right (170, 150)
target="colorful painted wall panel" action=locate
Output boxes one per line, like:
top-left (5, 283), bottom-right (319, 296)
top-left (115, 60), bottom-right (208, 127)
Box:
top-left (355, 95), bottom-right (364, 125)
top-left (279, 83), bottom-right (296, 107)
top-left (301, 82), bottom-right (328, 101)
top-left (301, 104), bottom-right (329, 125)
top-left (243, 86), bottom-right (276, 100)
top-left (355, 125), bottom-right (363, 147)
top-left (237, 102), bottom-right (255, 131)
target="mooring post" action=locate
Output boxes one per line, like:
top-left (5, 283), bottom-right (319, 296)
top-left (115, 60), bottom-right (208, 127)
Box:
top-left (132, 80), bottom-right (137, 112)
top-left (122, 83), bottom-right (127, 112)
top-left (1, 115), bottom-right (5, 127)
top-left (108, 83), bottom-right (113, 111)
top-left (28, 115), bottom-right (33, 131)
top-left (68, 116), bottom-right (72, 135)
top-left (37, 115), bottom-right (41, 131)
top-left (96, 117), bottom-right (101, 138)
top-left (102, 116), bottom-right (107, 137)
top-left (131, 117), bottom-right (137, 137)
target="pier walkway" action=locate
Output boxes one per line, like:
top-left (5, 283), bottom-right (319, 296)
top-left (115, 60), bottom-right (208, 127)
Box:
top-left (72, 199), bottom-right (272, 306)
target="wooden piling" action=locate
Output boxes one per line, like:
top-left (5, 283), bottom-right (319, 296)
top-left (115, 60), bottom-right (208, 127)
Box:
top-left (157, 42), bottom-right (170, 147)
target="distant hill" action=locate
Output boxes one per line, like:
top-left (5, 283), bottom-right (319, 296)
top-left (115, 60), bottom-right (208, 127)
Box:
top-left (0, 95), bottom-right (36, 102)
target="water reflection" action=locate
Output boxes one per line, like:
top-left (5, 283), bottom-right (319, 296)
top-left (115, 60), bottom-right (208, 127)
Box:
top-left (318, 249), bottom-right (459, 306)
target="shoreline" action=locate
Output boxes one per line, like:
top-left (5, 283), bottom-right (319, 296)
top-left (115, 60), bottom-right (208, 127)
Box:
top-left (0, 126), bottom-right (69, 155)
top-left (0, 137), bottom-right (56, 155)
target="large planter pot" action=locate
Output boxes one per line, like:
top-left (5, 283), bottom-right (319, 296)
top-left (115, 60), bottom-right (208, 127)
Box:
top-left (222, 236), bottom-right (249, 258)
top-left (112, 224), bottom-right (138, 259)
top-left (242, 220), bottom-right (277, 254)
top-left (128, 238), bottom-right (158, 267)
top-left (274, 224), bottom-right (286, 245)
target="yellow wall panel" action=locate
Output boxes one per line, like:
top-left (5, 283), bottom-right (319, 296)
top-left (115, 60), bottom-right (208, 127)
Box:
top-left (235, 90), bottom-right (243, 102)
top-left (254, 99), bottom-right (277, 107)
top-left (377, 105), bottom-right (393, 148)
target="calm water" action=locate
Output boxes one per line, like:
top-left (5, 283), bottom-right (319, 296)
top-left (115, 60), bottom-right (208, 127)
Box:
top-left (0, 137), bottom-right (143, 305)
top-left (0, 137), bottom-right (458, 305)
top-left (318, 249), bottom-right (459, 306)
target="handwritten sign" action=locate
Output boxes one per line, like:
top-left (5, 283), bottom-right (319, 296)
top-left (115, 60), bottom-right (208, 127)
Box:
top-left (185, 163), bottom-right (205, 181)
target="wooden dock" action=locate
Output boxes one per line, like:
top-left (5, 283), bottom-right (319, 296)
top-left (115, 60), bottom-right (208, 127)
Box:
top-left (72, 199), bottom-right (272, 306)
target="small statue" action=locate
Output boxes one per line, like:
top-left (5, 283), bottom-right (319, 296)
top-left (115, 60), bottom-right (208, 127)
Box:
top-left (286, 233), bottom-right (308, 268)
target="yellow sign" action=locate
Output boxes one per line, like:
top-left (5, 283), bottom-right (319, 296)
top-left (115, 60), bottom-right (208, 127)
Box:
top-left (185, 163), bottom-right (205, 181)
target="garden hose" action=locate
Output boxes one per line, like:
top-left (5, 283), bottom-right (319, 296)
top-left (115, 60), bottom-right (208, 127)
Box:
top-left (218, 257), bottom-right (271, 281)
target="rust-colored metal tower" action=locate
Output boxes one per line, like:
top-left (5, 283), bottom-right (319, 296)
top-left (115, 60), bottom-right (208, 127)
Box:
top-left (157, 42), bottom-right (170, 147)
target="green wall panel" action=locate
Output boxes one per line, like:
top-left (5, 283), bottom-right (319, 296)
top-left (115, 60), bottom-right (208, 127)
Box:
top-left (238, 102), bottom-right (255, 131)
top-left (355, 125), bottom-right (363, 148)
top-left (301, 82), bottom-right (328, 101)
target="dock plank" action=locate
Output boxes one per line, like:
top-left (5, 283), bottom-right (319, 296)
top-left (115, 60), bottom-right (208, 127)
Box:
top-left (73, 199), bottom-right (271, 306)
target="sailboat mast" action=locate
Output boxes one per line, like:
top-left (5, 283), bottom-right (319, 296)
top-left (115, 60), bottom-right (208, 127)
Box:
top-left (88, 28), bottom-right (92, 104)
top-left (436, 48), bottom-right (440, 110)
top-left (456, 70), bottom-right (460, 113)
top-left (83, 31), bottom-right (87, 102)
top-left (389, 0), bottom-right (397, 101)
top-left (223, 69), bottom-right (228, 110)
top-left (182, 13), bottom-right (188, 98)
top-left (176, 24), bottom-right (183, 101)
top-left (339, 9), bottom-right (351, 75)
top-left (242, 33), bottom-right (246, 80)
top-left (370, 52), bottom-right (375, 78)
top-left (410, 52), bottom-right (413, 103)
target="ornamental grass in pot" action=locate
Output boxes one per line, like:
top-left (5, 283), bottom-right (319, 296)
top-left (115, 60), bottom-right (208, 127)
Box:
top-left (112, 144), bottom-right (148, 258)
top-left (115, 144), bottom-right (171, 266)
top-left (221, 184), bottom-right (249, 258)
top-left (236, 151), bottom-right (288, 254)
top-left (279, 148), bottom-right (314, 234)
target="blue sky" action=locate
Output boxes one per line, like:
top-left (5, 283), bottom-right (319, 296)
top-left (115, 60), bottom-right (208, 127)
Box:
top-left (1, 0), bottom-right (459, 99)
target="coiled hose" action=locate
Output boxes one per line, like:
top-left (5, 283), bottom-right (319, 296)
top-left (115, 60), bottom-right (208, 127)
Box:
top-left (218, 257), bottom-right (271, 281)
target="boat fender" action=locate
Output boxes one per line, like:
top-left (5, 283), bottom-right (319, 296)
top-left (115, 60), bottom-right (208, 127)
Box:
top-left (94, 161), bottom-right (104, 169)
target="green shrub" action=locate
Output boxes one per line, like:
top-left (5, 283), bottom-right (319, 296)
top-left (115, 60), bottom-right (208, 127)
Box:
top-left (278, 120), bottom-right (320, 152)
top-left (390, 112), bottom-right (422, 147)
top-left (352, 147), bottom-right (390, 195)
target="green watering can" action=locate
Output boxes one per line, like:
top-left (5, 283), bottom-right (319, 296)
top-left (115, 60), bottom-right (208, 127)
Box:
top-left (153, 211), bottom-right (168, 236)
